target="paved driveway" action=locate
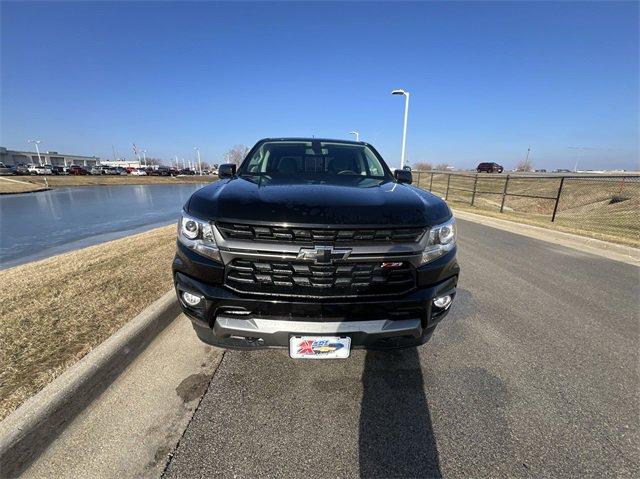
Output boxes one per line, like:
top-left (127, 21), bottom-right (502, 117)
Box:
top-left (164, 219), bottom-right (639, 478)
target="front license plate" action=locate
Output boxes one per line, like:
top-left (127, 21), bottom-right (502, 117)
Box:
top-left (289, 336), bottom-right (351, 359)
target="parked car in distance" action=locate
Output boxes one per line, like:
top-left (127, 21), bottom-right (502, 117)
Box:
top-left (477, 162), bottom-right (504, 173)
top-left (28, 165), bottom-right (53, 175)
top-left (145, 167), bottom-right (171, 176)
top-left (179, 168), bottom-right (196, 176)
top-left (0, 162), bottom-right (15, 175)
top-left (68, 165), bottom-right (89, 175)
top-left (45, 165), bottom-right (66, 175)
top-left (173, 137), bottom-right (459, 358)
top-left (113, 166), bottom-right (128, 175)
top-left (12, 164), bottom-right (30, 175)
top-left (130, 168), bottom-right (147, 176)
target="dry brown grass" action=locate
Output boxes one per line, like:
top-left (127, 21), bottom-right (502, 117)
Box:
top-left (0, 174), bottom-right (214, 194)
top-left (414, 172), bottom-right (640, 247)
top-left (0, 225), bottom-right (177, 420)
top-left (0, 177), bottom-right (50, 194)
top-left (451, 204), bottom-right (640, 247)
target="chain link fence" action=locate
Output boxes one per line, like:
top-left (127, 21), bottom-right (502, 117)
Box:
top-left (414, 172), bottom-right (640, 246)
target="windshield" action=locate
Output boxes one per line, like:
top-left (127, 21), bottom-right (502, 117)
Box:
top-left (238, 141), bottom-right (392, 181)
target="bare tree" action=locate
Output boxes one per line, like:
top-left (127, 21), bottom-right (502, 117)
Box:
top-left (434, 162), bottom-right (451, 171)
top-left (223, 145), bottom-right (250, 166)
top-left (515, 158), bottom-right (534, 172)
top-left (413, 162), bottom-right (433, 171)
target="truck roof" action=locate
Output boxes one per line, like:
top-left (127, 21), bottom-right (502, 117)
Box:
top-left (258, 137), bottom-right (366, 145)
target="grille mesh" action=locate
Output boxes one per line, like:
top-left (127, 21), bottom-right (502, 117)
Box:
top-left (217, 223), bottom-right (424, 244)
top-left (226, 258), bottom-right (415, 297)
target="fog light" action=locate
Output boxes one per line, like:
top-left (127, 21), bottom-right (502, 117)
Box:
top-left (182, 291), bottom-right (202, 307)
top-left (433, 295), bottom-right (452, 309)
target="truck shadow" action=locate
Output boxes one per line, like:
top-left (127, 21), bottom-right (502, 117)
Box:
top-left (359, 347), bottom-right (441, 478)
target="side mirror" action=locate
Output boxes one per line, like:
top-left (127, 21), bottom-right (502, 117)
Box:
top-left (394, 169), bottom-right (412, 184)
top-left (218, 163), bottom-right (236, 178)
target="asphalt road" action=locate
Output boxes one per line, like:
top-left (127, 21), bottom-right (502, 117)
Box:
top-left (164, 219), bottom-right (639, 478)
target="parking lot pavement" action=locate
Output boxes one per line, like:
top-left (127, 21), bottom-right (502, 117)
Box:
top-left (164, 219), bottom-right (640, 478)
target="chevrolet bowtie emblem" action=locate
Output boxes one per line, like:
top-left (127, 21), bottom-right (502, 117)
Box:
top-left (297, 246), bottom-right (352, 264)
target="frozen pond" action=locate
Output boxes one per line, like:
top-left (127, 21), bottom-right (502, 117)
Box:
top-left (0, 183), bottom-right (207, 268)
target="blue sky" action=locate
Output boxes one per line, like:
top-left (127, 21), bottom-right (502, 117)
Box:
top-left (1, 1), bottom-right (638, 170)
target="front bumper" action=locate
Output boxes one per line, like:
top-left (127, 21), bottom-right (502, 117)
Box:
top-left (173, 267), bottom-right (458, 350)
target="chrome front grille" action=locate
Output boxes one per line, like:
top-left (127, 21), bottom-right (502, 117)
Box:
top-left (225, 258), bottom-right (416, 298)
top-left (216, 223), bottom-right (425, 244)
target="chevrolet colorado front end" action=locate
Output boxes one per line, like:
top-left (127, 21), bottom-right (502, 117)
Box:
top-left (172, 138), bottom-right (459, 358)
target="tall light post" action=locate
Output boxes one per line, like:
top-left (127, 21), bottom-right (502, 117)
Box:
top-left (28, 139), bottom-right (43, 165)
top-left (141, 149), bottom-right (148, 167)
top-left (391, 89), bottom-right (410, 169)
top-left (348, 131), bottom-right (360, 142)
top-left (194, 147), bottom-right (202, 175)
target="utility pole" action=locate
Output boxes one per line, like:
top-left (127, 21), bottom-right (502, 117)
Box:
top-left (391, 89), bottom-right (410, 169)
top-left (523, 145), bottom-right (532, 172)
top-left (141, 150), bottom-right (147, 167)
top-left (28, 139), bottom-right (43, 165)
top-left (194, 147), bottom-right (202, 175)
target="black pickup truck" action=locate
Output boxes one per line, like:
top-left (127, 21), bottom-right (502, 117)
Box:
top-left (173, 138), bottom-right (459, 359)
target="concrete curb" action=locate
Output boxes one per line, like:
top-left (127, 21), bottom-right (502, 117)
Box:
top-left (0, 290), bottom-right (181, 478)
top-left (452, 208), bottom-right (640, 266)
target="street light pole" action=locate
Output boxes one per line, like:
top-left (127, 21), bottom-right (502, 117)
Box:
top-left (348, 131), bottom-right (360, 142)
top-left (391, 89), bottom-right (410, 169)
top-left (28, 139), bottom-right (43, 165)
top-left (141, 150), bottom-right (147, 167)
top-left (194, 147), bottom-right (202, 175)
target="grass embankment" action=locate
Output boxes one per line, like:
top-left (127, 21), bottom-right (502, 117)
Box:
top-left (0, 177), bottom-right (50, 194)
top-left (0, 225), bottom-right (177, 421)
top-left (451, 205), bottom-right (640, 247)
top-left (0, 174), bottom-right (214, 194)
top-left (415, 172), bottom-right (640, 247)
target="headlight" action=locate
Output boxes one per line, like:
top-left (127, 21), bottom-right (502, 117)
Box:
top-left (420, 217), bottom-right (456, 265)
top-left (178, 211), bottom-right (222, 262)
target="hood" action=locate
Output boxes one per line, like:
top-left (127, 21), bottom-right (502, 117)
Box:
top-left (187, 176), bottom-right (451, 227)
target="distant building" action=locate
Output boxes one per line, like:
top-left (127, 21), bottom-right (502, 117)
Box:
top-left (0, 147), bottom-right (100, 167)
